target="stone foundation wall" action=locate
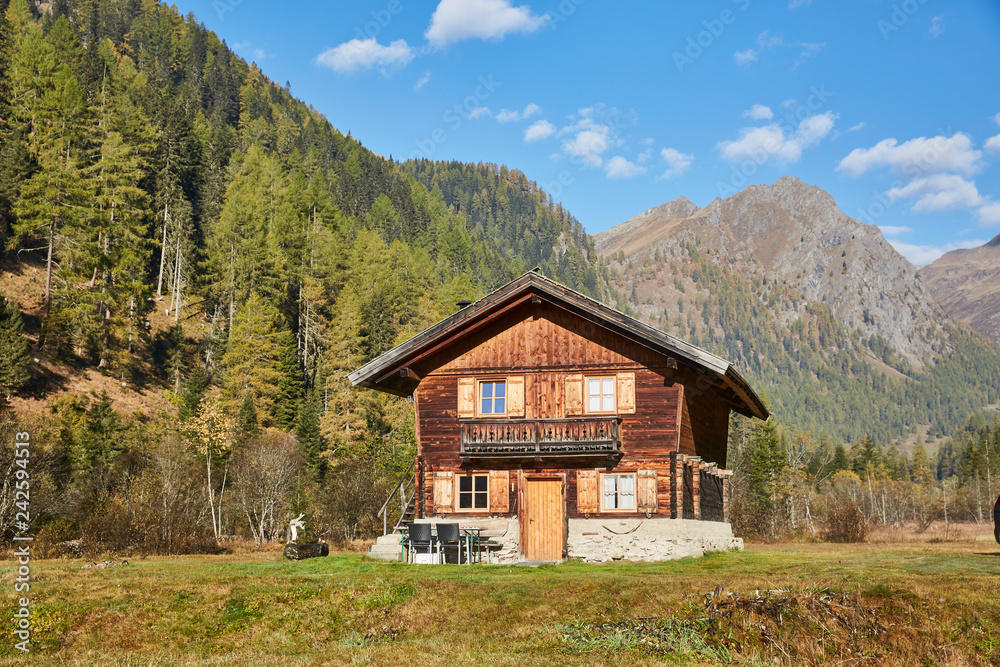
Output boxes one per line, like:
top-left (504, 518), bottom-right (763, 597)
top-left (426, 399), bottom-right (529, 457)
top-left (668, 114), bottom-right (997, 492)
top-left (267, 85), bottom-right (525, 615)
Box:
top-left (566, 518), bottom-right (742, 562)
top-left (413, 516), bottom-right (742, 564)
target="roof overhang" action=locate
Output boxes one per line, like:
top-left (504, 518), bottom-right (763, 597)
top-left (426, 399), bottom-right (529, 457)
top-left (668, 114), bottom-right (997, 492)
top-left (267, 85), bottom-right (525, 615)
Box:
top-left (348, 272), bottom-right (769, 420)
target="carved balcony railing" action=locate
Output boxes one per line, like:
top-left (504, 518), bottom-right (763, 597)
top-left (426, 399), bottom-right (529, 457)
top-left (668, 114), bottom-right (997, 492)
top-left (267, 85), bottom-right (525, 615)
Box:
top-left (460, 418), bottom-right (621, 460)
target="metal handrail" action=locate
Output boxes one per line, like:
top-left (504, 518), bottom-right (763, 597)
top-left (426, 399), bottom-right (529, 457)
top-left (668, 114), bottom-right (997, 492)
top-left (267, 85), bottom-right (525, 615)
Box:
top-left (377, 458), bottom-right (417, 536)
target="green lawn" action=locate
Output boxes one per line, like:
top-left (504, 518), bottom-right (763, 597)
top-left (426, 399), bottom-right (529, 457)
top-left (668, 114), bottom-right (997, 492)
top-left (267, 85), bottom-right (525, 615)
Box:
top-left (2, 538), bottom-right (1000, 665)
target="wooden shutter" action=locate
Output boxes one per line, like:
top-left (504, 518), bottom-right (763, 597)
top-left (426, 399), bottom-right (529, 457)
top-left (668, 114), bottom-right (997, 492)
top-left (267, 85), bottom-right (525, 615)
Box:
top-left (457, 378), bottom-right (475, 418)
top-left (617, 372), bottom-right (636, 414)
top-left (637, 469), bottom-right (657, 513)
top-left (489, 470), bottom-right (510, 513)
top-left (565, 374), bottom-right (584, 416)
top-left (506, 376), bottom-right (525, 417)
top-left (577, 470), bottom-right (598, 514)
top-left (433, 472), bottom-right (454, 513)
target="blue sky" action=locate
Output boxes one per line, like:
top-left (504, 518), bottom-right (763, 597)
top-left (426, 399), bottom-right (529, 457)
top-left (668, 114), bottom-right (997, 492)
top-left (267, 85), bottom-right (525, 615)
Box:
top-left (174, 0), bottom-right (1000, 265)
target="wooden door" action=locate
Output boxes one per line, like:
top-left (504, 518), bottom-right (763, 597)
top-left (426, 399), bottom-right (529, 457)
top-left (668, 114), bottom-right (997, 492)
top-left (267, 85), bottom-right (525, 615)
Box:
top-left (523, 477), bottom-right (565, 561)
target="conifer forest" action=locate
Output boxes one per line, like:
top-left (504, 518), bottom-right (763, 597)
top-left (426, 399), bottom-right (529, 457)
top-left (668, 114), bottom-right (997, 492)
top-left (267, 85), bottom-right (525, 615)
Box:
top-left (0, 0), bottom-right (997, 554)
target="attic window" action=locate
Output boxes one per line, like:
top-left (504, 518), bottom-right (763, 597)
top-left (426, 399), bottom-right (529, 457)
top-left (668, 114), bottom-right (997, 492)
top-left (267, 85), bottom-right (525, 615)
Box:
top-left (479, 381), bottom-right (506, 415)
top-left (587, 377), bottom-right (616, 413)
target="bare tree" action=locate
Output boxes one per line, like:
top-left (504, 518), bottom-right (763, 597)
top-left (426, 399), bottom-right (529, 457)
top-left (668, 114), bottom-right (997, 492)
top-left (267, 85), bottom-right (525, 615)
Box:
top-left (232, 432), bottom-right (302, 546)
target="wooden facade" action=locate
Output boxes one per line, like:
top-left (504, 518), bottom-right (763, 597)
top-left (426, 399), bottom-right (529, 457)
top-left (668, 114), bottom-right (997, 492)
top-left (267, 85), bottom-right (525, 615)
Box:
top-left (350, 272), bottom-right (768, 561)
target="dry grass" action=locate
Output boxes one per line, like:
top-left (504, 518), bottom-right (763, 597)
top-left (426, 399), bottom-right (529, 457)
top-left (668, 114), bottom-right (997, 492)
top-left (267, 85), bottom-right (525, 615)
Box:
top-left (0, 528), bottom-right (997, 666)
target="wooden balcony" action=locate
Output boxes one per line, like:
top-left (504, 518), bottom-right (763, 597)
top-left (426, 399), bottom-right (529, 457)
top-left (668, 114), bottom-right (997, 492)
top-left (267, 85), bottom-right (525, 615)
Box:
top-left (460, 418), bottom-right (621, 460)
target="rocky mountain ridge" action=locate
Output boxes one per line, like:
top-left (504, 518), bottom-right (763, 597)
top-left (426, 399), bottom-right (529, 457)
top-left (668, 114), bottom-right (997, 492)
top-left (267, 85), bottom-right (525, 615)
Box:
top-left (596, 176), bottom-right (945, 368)
top-left (922, 233), bottom-right (1000, 344)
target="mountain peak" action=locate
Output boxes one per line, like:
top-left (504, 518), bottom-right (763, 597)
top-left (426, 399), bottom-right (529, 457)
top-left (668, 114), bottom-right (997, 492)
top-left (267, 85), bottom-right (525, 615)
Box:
top-left (640, 196), bottom-right (701, 220)
top-left (987, 232), bottom-right (1000, 248)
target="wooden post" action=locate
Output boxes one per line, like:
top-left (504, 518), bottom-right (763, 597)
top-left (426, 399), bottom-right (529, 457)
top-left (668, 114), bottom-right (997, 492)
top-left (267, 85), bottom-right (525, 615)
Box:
top-left (669, 451), bottom-right (679, 519)
top-left (721, 471), bottom-right (731, 524)
top-left (692, 459), bottom-right (702, 521)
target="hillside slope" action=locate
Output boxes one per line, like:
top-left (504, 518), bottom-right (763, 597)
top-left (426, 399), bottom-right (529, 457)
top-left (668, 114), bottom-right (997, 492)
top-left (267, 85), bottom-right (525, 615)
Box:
top-left (922, 234), bottom-right (1000, 344)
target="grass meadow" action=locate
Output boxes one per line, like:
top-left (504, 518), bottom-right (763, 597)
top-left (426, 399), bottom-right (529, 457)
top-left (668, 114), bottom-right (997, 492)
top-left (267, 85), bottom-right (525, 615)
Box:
top-left (1, 528), bottom-right (999, 666)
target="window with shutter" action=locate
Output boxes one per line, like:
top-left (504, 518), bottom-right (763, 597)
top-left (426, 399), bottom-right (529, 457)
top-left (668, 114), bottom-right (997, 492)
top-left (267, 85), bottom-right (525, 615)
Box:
top-left (617, 372), bottom-right (636, 414)
top-left (601, 473), bottom-right (636, 511)
top-left (489, 470), bottom-right (509, 513)
top-left (637, 469), bottom-right (657, 512)
top-left (457, 378), bottom-right (475, 418)
top-left (506, 376), bottom-right (525, 417)
top-left (577, 470), bottom-right (598, 514)
top-left (434, 471), bottom-right (454, 513)
top-left (565, 374), bottom-right (584, 416)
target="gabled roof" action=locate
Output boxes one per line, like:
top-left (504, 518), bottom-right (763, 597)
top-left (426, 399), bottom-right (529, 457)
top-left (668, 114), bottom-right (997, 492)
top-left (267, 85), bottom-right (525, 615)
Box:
top-left (349, 271), bottom-right (769, 420)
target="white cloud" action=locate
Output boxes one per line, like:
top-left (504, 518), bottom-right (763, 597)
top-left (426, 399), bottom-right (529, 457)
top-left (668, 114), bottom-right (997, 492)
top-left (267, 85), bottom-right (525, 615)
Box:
top-left (636, 148), bottom-right (653, 164)
top-left (792, 42), bottom-right (825, 68)
top-left (847, 122), bottom-right (867, 133)
top-left (789, 0), bottom-right (812, 7)
top-left (838, 133), bottom-right (982, 177)
top-left (978, 201), bottom-right (1000, 226)
top-left (887, 174), bottom-right (981, 212)
top-left (929, 15), bottom-right (946, 37)
top-left (425, 0), bottom-right (549, 46)
top-left (469, 107), bottom-right (492, 120)
top-left (414, 71), bottom-right (431, 91)
top-left (994, 112), bottom-right (1000, 126)
top-left (659, 147), bottom-right (693, 179)
top-left (524, 119), bottom-right (555, 142)
top-left (743, 104), bottom-right (774, 121)
top-left (718, 111), bottom-right (836, 163)
top-left (885, 238), bottom-right (987, 266)
top-left (563, 128), bottom-right (610, 166)
top-left (316, 38), bottom-right (414, 73)
top-left (605, 156), bottom-right (647, 179)
top-left (877, 225), bottom-right (913, 236)
top-left (985, 134), bottom-right (1000, 152)
top-left (557, 105), bottom-right (633, 167)
top-left (496, 103), bottom-right (541, 123)
top-left (733, 49), bottom-right (758, 66)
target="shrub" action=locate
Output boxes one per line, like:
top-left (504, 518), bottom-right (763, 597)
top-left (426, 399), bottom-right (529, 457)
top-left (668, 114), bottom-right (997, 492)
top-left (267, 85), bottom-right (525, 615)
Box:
top-left (824, 499), bottom-right (867, 543)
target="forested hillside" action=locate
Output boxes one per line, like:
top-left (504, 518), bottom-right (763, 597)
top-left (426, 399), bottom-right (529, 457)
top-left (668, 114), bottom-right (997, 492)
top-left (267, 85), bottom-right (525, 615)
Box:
top-left (0, 0), bottom-right (600, 549)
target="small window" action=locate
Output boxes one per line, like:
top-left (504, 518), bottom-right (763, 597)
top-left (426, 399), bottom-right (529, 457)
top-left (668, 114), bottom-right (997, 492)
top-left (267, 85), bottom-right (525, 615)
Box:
top-left (602, 473), bottom-right (635, 511)
top-left (587, 377), bottom-right (616, 413)
top-left (458, 474), bottom-right (489, 510)
top-left (480, 380), bottom-right (506, 415)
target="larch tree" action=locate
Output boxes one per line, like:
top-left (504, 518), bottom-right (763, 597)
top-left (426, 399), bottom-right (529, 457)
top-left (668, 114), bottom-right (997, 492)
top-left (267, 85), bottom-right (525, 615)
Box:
top-left (220, 291), bottom-right (283, 423)
top-left (5, 5), bottom-right (91, 334)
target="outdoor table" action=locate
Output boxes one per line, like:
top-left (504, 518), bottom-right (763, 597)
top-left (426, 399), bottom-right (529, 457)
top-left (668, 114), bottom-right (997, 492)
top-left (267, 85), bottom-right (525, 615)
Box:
top-left (460, 526), bottom-right (482, 564)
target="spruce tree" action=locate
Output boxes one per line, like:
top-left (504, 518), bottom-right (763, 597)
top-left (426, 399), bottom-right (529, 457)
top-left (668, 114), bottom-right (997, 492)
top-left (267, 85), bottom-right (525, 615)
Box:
top-left (0, 295), bottom-right (30, 396)
top-left (273, 327), bottom-right (303, 430)
top-left (296, 386), bottom-right (323, 477)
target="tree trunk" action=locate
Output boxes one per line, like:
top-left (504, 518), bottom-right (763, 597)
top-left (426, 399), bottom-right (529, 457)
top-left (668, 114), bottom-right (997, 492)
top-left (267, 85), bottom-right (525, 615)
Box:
top-left (157, 202), bottom-right (168, 299)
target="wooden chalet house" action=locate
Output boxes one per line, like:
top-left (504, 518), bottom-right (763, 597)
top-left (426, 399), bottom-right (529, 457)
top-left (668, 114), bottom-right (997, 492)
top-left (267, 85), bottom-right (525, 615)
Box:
top-left (351, 272), bottom-right (768, 563)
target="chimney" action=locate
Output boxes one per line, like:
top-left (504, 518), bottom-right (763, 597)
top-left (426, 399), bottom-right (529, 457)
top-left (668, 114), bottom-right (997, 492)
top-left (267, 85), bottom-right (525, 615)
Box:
top-left (456, 299), bottom-right (472, 310)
